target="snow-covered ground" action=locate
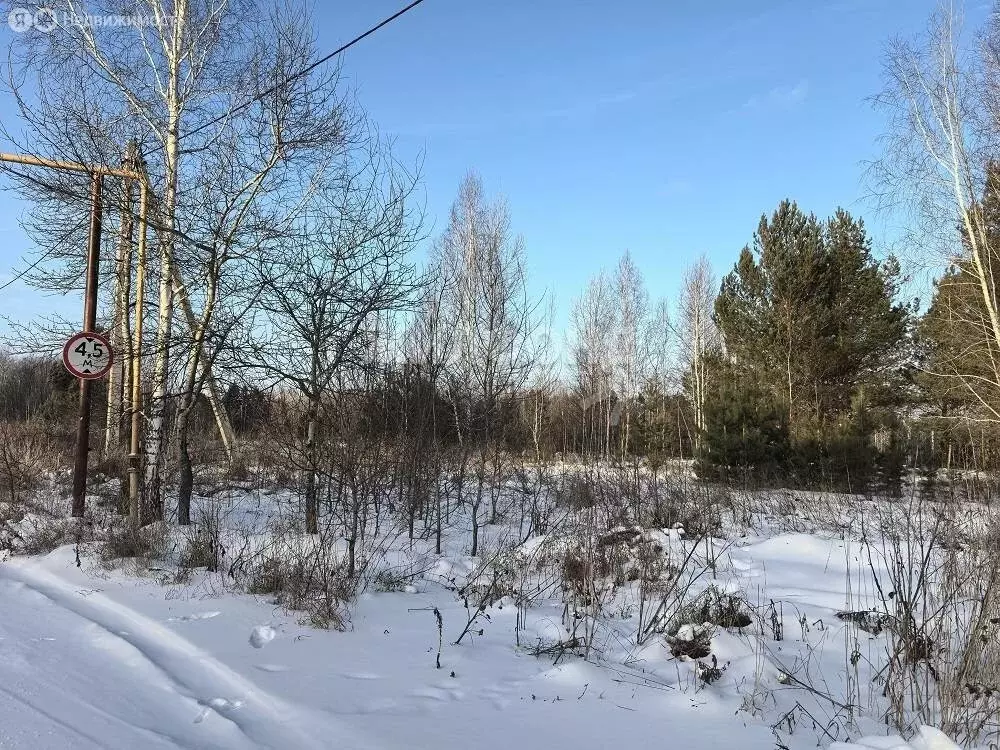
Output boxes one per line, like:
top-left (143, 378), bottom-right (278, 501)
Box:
top-left (0, 543), bottom-right (772, 749)
top-left (0, 475), bottom-right (979, 749)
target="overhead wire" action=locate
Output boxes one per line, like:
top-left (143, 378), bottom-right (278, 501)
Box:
top-left (178, 0), bottom-right (427, 143)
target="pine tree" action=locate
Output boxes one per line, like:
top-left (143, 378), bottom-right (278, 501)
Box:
top-left (705, 201), bottom-right (909, 486)
top-left (714, 201), bottom-right (908, 437)
top-left (695, 355), bottom-right (790, 483)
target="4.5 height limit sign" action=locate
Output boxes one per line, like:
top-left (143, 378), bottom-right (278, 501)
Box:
top-left (62, 331), bottom-right (113, 380)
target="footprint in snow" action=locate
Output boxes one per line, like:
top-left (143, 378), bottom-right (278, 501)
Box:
top-left (193, 697), bottom-right (245, 723)
top-left (253, 663), bottom-right (290, 673)
top-left (410, 686), bottom-right (465, 703)
top-left (168, 611), bottom-right (222, 623)
top-left (206, 697), bottom-right (244, 710)
top-left (249, 625), bottom-right (277, 648)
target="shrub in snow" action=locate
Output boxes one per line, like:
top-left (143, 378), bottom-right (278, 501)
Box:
top-left (247, 556), bottom-right (350, 631)
top-left (658, 585), bottom-right (752, 660)
top-left (554, 473), bottom-right (597, 510)
top-left (371, 567), bottom-right (415, 593)
top-left (666, 622), bottom-right (713, 659)
top-left (0, 421), bottom-right (57, 507)
top-left (835, 609), bottom-right (891, 636)
top-left (1, 510), bottom-right (75, 555)
top-left (178, 526), bottom-right (222, 573)
top-left (696, 654), bottom-right (726, 685)
top-left (247, 556), bottom-right (289, 597)
top-left (681, 585), bottom-right (752, 630)
top-left (862, 496), bottom-right (1000, 744)
top-left (97, 520), bottom-right (167, 570)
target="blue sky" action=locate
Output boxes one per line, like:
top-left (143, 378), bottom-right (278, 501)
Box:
top-left (0, 0), bottom-right (988, 335)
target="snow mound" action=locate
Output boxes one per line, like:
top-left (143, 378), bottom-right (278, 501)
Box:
top-left (830, 726), bottom-right (961, 750)
top-left (249, 624), bottom-right (277, 648)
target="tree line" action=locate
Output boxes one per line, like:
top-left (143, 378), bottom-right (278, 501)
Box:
top-left (4, 0), bottom-right (1000, 533)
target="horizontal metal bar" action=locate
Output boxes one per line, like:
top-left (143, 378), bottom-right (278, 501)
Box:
top-left (0, 152), bottom-right (145, 181)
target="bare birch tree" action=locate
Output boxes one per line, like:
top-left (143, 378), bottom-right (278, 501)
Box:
top-left (675, 254), bottom-right (719, 448)
top-left (168, 5), bottom-right (354, 524)
top-left (612, 252), bottom-right (653, 458)
top-left (570, 270), bottom-right (617, 457)
top-left (434, 172), bottom-right (541, 555)
top-left (874, 3), bottom-right (1000, 419)
top-left (2, 0), bottom-right (350, 520)
top-left (525, 296), bottom-right (559, 463)
top-left (571, 254), bottom-right (661, 460)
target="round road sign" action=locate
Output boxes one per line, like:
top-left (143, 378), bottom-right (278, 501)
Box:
top-left (62, 331), bottom-right (114, 380)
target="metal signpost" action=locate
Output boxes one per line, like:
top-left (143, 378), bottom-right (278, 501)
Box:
top-left (0, 151), bottom-right (148, 522)
top-left (64, 328), bottom-right (114, 516)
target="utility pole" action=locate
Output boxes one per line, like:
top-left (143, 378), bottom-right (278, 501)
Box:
top-left (1, 149), bottom-right (228, 526)
top-left (104, 141), bottom-right (139, 458)
top-left (71, 173), bottom-right (104, 517)
top-left (128, 166), bottom-right (149, 530)
top-left (0, 152), bottom-right (148, 522)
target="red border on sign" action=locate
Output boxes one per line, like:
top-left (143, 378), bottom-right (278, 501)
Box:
top-left (62, 331), bottom-right (114, 380)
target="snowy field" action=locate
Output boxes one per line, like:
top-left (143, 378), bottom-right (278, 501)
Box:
top-left (0, 469), bottom-right (986, 750)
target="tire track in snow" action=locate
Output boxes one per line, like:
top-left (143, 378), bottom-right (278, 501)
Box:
top-left (0, 678), bottom-right (183, 750)
top-left (0, 681), bottom-right (108, 750)
top-left (0, 562), bottom-right (375, 750)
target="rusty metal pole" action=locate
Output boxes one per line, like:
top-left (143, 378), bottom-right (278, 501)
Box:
top-left (104, 145), bottom-right (137, 458)
top-left (128, 181), bottom-right (149, 528)
top-left (71, 173), bottom-right (104, 518)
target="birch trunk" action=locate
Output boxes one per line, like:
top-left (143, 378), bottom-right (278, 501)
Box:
top-left (170, 265), bottom-right (236, 460)
top-left (143, 2), bottom-right (185, 522)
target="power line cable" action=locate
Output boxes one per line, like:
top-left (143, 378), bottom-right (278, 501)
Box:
top-left (0, 248), bottom-right (57, 292)
top-left (179, 0), bottom-right (427, 143)
top-left (1, 1), bottom-right (428, 289)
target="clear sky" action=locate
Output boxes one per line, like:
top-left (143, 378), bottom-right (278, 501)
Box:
top-left (0, 0), bottom-right (990, 337)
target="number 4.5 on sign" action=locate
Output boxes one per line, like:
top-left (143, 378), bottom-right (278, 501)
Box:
top-left (62, 331), bottom-right (113, 380)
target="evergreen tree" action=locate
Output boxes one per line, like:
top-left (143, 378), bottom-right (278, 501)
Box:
top-left (820, 210), bottom-right (909, 416)
top-left (915, 163), bottom-right (1000, 469)
top-left (705, 201), bottom-right (909, 486)
top-left (632, 380), bottom-right (696, 465)
top-left (715, 201), bottom-right (908, 437)
top-left (715, 201), bottom-right (825, 431)
top-left (695, 356), bottom-right (790, 483)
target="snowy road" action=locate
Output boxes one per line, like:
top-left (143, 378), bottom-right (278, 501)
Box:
top-left (0, 549), bottom-right (779, 750)
top-left (0, 535), bottom-right (945, 750)
top-left (0, 563), bottom-right (367, 750)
